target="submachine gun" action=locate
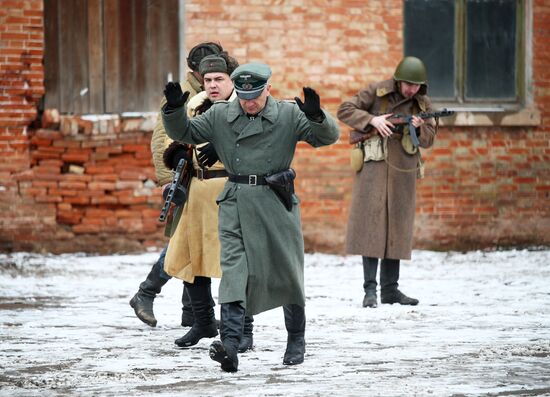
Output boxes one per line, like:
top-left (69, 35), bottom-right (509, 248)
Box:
top-left (158, 158), bottom-right (190, 222)
top-left (349, 108), bottom-right (455, 146)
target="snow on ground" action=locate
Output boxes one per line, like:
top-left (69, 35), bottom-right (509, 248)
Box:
top-left (0, 249), bottom-right (549, 396)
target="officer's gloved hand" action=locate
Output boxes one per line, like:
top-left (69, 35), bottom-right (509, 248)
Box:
top-left (163, 141), bottom-right (191, 170)
top-left (295, 87), bottom-right (325, 123)
top-left (164, 82), bottom-right (190, 110)
top-left (162, 184), bottom-right (187, 207)
top-left (197, 143), bottom-right (220, 168)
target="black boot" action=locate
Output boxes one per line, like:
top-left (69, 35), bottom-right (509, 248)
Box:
top-left (129, 251), bottom-right (170, 327)
top-left (175, 277), bottom-right (218, 347)
top-left (380, 258), bottom-right (419, 305)
top-left (181, 285), bottom-right (194, 327)
top-left (238, 315), bottom-right (254, 353)
top-left (283, 304), bottom-right (306, 365)
top-left (362, 256), bottom-right (378, 308)
top-left (209, 302), bottom-right (244, 372)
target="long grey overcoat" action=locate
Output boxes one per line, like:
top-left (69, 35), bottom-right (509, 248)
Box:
top-left (162, 96), bottom-right (340, 315)
top-left (338, 79), bottom-right (436, 260)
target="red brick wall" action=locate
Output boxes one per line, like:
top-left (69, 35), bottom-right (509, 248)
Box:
top-left (0, 1), bottom-right (165, 253)
top-left (1, 0), bottom-right (45, 251)
top-left (1, 1), bottom-right (549, 254)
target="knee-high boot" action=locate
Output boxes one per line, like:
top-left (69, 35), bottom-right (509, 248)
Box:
top-left (283, 304), bottom-right (306, 365)
top-left (238, 315), bottom-right (254, 353)
top-left (362, 256), bottom-right (378, 308)
top-left (380, 258), bottom-right (419, 305)
top-left (181, 285), bottom-right (195, 327)
top-left (209, 302), bottom-right (245, 372)
top-left (175, 277), bottom-right (218, 347)
top-left (129, 248), bottom-right (171, 327)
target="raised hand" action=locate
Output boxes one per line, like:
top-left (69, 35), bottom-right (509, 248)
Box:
top-left (163, 82), bottom-right (190, 109)
top-left (294, 87), bottom-right (324, 122)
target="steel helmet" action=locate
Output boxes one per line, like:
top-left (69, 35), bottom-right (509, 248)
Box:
top-left (393, 56), bottom-right (427, 85)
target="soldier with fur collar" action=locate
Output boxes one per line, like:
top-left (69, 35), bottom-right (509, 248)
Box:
top-left (162, 53), bottom-right (255, 353)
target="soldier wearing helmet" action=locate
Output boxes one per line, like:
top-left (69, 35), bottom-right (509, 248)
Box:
top-left (394, 56), bottom-right (428, 93)
top-left (337, 56), bottom-right (437, 309)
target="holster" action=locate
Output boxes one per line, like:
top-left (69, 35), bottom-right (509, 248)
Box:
top-left (265, 169), bottom-right (296, 211)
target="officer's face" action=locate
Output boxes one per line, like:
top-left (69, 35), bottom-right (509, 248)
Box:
top-left (399, 81), bottom-right (421, 98)
top-left (239, 85), bottom-right (271, 115)
top-left (204, 72), bottom-right (234, 102)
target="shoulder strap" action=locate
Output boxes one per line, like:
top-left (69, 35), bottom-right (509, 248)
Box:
top-left (379, 94), bottom-right (389, 114)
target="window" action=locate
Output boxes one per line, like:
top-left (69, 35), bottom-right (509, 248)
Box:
top-left (44, 0), bottom-right (180, 114)
top-left (404, 0), bottom-right (525, 109)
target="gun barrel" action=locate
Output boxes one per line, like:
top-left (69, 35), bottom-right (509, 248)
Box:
top-left (158, 203), bottom-right (171, 222)
top-left (391, 109), bottom-right (454, 124)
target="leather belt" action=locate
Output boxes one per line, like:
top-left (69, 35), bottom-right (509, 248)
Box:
top-left (228, 174), bottom-right (268, 186)
top-left (193, 169), bottom-right (228, 180)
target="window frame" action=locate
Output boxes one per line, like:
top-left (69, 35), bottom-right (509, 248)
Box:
top-left (404, 0), bottom-right (532, 114)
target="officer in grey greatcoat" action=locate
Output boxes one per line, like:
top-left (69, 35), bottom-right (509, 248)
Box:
top-left (337, 56), bottom-right (437, 308)
top-left (161, 63), bottom-right (340, 372)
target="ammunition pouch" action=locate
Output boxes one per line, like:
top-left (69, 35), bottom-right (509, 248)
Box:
top-left (400, 125), bottom-right (418, 155)
top-left (265, 169), bottom-right (296, 211)
top-left (350, 134), bottom-right (387, 173)
top-left (363, 135), bottom-right (386, 162)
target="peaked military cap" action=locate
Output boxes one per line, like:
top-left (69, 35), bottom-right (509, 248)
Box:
top-left (199, 55), bottom-right (229, 77)
top-left (230, 62), bottom-right (272, 100)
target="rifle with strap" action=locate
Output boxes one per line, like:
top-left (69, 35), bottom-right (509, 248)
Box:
top-left (349, 108), bottom-right (454, 146)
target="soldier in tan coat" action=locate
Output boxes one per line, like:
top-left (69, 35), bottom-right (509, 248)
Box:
top-left (337, 57), bottom-right (437, 308)
top-left (130, 42), bottom-right (223, 328)
top-left (163, 53), bottom-right (254, 352)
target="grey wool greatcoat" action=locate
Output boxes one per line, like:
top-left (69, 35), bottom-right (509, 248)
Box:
top-left (338, 79), bottom-right (436, 260)
top-left (162, 96), bottom-right (340, 315)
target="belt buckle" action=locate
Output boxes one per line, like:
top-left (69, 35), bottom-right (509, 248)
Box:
top-left (248, 175), bottom-right (257, 186)
top-left (197, 168), bottom-right (204, 180)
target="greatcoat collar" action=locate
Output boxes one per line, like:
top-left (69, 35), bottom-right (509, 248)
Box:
top-left (227, 96), bottom-right (278, 141)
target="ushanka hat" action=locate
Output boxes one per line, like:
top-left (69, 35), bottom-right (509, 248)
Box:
top-left (230, 62), bottom-right (272, 100)
top-left (199, 55), bottom-right (228, 76)
top-left (186, 42), bottom-right (223, 71)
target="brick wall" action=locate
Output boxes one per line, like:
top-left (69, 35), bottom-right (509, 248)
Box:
top-left (1, 0), bottom-right (45, 251)
top-left (1, 0), bottom-right (549, 254)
